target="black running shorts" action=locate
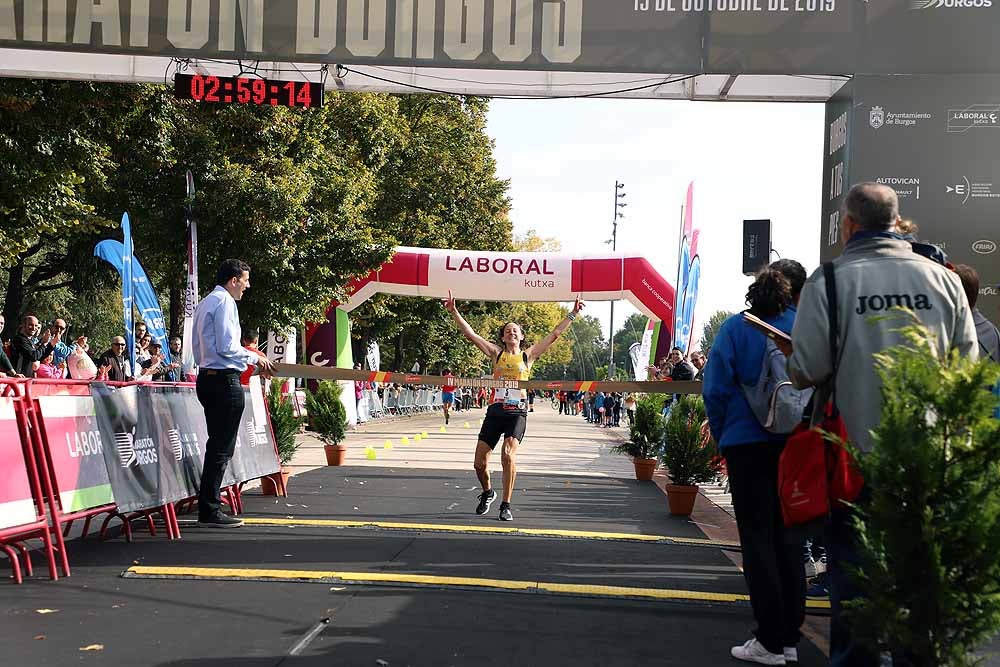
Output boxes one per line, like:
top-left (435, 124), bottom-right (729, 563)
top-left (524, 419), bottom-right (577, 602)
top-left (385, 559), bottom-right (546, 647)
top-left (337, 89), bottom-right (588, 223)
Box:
top-left (477, 403), bottom-right (527, 449)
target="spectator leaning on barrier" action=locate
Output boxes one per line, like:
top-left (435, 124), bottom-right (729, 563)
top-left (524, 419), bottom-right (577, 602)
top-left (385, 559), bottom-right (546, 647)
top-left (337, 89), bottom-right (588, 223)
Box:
top-left (703, 258), bottom-right (808, 666)
top-left (10, 315), bottom-right (54, 379)
top-left (35, 348), bottom-right (64, 379)
top-left (786, 183), bottom-right (978, 667)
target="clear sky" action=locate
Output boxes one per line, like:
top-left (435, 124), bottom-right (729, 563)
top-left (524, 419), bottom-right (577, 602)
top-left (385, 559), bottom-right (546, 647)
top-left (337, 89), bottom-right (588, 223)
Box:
top-left (485, 98), bottom-right (825, 347)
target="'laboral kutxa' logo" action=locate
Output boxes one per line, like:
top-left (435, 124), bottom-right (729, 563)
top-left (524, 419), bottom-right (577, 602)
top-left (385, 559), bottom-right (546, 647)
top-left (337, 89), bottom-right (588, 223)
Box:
top-left (910, 0), bottom-right (991, 8)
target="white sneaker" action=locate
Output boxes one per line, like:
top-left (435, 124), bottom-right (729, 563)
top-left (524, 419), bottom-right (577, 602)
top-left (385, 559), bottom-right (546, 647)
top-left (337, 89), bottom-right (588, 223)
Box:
top-left (731, 638), bottom-right (786, 665)
top-left (783, 647), bottom-right (798, 663)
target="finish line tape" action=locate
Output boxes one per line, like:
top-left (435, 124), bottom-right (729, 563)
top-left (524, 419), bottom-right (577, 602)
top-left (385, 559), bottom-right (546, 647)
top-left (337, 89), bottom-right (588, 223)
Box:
top-left (273, 363), bottom-right (702, 395)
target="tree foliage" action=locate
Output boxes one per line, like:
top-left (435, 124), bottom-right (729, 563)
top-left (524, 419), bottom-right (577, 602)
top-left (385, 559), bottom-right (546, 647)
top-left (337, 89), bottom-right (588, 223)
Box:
top-left (0, 81), bottom-right (511, 355)
top-left (847, 316), bottom-right (1000, 666)
top-left (699, 310), bottom-right (735, 353)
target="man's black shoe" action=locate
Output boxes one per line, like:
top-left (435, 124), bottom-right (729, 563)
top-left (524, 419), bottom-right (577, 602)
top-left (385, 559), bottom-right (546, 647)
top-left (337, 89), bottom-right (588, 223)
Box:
top-left (475, 489), bottom-right (497, 515)
top-left (197, 513), bottom-right (244, 528)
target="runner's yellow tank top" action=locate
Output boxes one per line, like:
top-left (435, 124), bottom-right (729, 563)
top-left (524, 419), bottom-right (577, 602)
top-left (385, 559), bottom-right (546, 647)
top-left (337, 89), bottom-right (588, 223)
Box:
top-left (491, 349), bottom-right (530, 404)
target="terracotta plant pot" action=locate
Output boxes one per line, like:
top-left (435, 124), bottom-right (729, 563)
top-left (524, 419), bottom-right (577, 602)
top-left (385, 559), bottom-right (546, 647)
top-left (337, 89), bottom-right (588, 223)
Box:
top-left (261, 466), bottom-right (291, 497)
top-left (632, 457), bottom-right (658, 481)
top-left (324, 443), bottom-right (347, 466)
top-left (666, 484), bottom-right (699, 516)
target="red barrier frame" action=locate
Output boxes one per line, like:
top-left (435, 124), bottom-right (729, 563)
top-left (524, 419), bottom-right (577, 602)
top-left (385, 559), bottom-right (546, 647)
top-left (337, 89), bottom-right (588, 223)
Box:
top-left (0, 379), bottom-right (60, 583)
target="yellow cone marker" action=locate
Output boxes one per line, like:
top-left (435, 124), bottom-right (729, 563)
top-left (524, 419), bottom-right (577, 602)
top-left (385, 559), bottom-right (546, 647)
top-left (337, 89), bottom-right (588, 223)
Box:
top-left (384, 440), bottom-right (393, 450)
top-left (439, 425), bottom-right (447, 433)
top-left (414, 434), bottom-right (422, 442)
top-left (422, 431), bottom-right (429, 439)
top-left (400, 436), bottom-right (410, 445)
top-left (365, 446), bottom-right (377, 460)
top-left (464, 422), bottom-right (470, 428)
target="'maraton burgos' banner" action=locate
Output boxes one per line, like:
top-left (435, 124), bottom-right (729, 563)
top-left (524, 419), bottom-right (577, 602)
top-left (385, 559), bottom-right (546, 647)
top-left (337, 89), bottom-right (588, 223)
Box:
top-left (2, 1), bottom-right (999, 76)
top-left (90, 379), bottom-right (276, 513)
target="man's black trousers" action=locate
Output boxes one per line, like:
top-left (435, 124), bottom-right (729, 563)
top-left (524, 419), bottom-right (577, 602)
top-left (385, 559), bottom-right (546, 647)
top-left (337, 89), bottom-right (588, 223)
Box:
top-left (723, 441), bottom-right (806, 655)
top-left (196, 370), bottom-right (245, 519)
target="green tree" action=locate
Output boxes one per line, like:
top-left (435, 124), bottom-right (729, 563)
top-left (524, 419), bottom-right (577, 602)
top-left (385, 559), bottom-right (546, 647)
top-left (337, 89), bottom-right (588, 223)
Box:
top-left (0, 80), bottom-right (132, 337)
top-left (542, 314), bottom-right (606, 381)
top-left (699, 310), bottom-right (735, 353)
top-left (348, 95), bottom-right (512, 371)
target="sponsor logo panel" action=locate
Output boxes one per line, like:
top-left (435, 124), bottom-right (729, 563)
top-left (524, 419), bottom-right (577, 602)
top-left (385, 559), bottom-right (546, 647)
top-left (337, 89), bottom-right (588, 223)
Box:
top-left (947, 105), bottom-right (1000, 133)
top-left (946, 176), bottom-right (1000, 205)
top-left (876, 176), bottom-right (920, 200)
top-left (869, 106), bottom-right (932, 129)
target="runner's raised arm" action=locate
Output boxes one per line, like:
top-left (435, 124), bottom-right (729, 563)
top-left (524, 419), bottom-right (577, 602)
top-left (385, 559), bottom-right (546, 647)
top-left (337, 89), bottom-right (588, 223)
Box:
top-left (443, 289), bottom-right (499, 358)
top-left (527, 297), bottom-right (585, 363)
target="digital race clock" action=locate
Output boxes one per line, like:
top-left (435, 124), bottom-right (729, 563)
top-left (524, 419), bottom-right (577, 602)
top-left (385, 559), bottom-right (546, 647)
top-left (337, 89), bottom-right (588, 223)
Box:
top-left (174, 73), bottom-right (324, 109)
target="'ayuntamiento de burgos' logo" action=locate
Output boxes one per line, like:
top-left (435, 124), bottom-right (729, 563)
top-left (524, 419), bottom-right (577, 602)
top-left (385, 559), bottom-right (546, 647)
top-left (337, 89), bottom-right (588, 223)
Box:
top-left (870, 106), bottom-right (884, 129)
top-left (910, 0), bottom-right (992, 8)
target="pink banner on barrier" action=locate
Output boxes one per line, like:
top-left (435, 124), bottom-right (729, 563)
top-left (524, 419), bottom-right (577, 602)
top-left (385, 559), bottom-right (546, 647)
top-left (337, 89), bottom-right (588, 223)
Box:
top-left (37, 395), bottom-right (114, 513)
top-left (0, 397), bottom-right (37, 530)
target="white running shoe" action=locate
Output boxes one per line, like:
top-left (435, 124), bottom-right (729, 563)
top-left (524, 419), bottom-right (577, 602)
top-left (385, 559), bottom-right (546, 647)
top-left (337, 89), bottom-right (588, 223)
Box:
top-left (730, 639), bottom-right (786, 665)
top-left (783, 647), bottom-right (798, 663)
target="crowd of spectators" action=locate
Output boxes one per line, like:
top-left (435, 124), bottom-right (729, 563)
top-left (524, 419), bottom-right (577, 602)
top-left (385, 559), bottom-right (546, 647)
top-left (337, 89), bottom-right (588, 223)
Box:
top-left (0, 315), bottom-right (185, 384)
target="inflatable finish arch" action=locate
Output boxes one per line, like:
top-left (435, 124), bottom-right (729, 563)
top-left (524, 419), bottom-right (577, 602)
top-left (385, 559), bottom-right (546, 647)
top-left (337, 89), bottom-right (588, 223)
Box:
top-left (305, 248), bottom-right (676, 372)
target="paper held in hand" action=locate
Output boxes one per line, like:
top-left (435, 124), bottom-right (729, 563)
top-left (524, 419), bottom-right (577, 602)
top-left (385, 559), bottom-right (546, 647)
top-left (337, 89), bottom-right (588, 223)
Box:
top-left (742, 312), bottom-right (792, 344)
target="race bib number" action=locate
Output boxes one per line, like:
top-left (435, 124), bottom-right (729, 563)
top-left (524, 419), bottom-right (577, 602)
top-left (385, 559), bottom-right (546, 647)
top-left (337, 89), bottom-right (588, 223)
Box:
top-left (495, 388), bottom-right (524, 409)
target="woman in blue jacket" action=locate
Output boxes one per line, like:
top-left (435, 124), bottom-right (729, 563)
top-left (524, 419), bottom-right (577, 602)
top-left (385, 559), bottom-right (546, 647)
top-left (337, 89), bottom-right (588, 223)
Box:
top-left (703, 259), bottom-right (807, 666)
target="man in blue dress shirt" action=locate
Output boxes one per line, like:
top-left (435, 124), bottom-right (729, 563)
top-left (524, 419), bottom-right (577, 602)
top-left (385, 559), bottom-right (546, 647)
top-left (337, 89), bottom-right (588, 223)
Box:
top-left (192, 259), bottom-right (274, 528)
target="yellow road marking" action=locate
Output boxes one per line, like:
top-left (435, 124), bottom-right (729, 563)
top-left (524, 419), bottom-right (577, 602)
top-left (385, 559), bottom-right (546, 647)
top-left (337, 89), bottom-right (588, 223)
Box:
top-left (239, 517), bottom-right (738, 549)
top-left (124, 565), bottom-right (830, 610)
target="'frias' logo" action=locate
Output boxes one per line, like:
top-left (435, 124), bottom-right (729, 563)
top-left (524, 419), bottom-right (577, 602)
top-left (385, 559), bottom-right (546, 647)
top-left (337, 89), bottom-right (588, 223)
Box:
top-left (855, 293), bottom-right (932, 315)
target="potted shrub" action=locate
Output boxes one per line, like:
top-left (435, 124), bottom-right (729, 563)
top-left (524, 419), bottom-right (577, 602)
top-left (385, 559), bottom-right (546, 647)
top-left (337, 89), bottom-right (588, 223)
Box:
top-left (262, 378), bottom-right (304, 496)
top-left (843, 319), bottom-right (1000, 666)
top-left (660, 394), bottom-right (720, 515)
top-left (611, 395), bottom-right (665, 481)
top-left (306, 380), bottom-right (348, 466)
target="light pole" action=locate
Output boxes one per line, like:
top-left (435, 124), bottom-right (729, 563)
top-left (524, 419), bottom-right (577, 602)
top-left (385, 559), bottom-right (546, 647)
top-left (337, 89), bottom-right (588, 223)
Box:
top-left (607, 181), bottom-right (626, 379)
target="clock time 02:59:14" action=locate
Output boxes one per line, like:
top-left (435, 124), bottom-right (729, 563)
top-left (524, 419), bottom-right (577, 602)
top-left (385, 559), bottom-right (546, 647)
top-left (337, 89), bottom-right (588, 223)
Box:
top-left (174, 73), bottom-right (324, 109)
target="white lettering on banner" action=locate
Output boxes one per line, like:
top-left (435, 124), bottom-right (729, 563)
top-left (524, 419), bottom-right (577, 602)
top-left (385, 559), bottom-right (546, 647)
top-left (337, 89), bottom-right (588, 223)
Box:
top-left (828, 210), bottom-right (839, 246)
top-left (0, 0), bottom-right (14, 40)
top-left (134, 437), bottom-right (158, 466)
top-left (74, 0), bottom-right (123, 46)
top-left (130, 0), bottom-right (149, 47)
top-left (541, 0), bottom-right (582, 62)
top-left (346, 0), bottom-right (387, 57)
top-left (394, 0), bottom-right (435, 59)
top-left (218, 0), bottom-right (265, 53)
top-left (167, 0), bottom-right (209, 49)
top-left (66, 430), bottom-right (103, 458)
top-left (296, 0), bottom-right (338, 54)
top-left (443, 0), bottom-right (485, 61)
top-left (641, 278), bottom-right (670, 309)
top-left (493, 0), bottom-right (533, 62)
top-left (829, 111), bottom-right (847, 155)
